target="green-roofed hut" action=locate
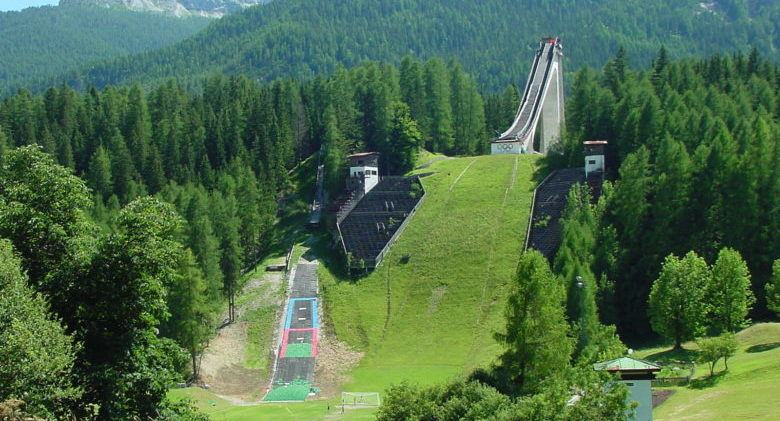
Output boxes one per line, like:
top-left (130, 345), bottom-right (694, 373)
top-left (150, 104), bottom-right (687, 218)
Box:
top-left (594, 357), bottom-right (661, 421)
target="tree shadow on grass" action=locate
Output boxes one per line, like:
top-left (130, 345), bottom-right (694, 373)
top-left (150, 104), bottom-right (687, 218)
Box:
top-left (644, 347), bottom-right (698, 363)
top-left (689, 371), bottom-right (726, 389)
top-left (746, 342), bottom-right (780, 353)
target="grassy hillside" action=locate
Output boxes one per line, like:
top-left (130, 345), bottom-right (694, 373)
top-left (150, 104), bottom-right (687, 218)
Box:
top-left (57, 0), bottom-right (780, 92)
top-left (640, 323), bottom-right (780, 421)
top-left (169, 154), bottom-right (540, 420)
top-left (0, 3), bottom-right (210, 96)
top-left (320, 154), bottom-right (540, 392)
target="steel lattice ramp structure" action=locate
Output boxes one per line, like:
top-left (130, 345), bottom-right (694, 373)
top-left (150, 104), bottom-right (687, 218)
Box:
top-left (491, 37), bottom-right (565, 155)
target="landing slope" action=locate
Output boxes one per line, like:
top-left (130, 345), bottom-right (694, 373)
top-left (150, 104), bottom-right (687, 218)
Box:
top-left (321, 154), bottom-right (540, 392)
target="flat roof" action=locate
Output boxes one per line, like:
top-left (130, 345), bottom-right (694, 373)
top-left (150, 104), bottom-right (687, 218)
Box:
top-left (583, 140), bottom-right (608, 145)
top-left (348, 152), bottom-right (379, 158)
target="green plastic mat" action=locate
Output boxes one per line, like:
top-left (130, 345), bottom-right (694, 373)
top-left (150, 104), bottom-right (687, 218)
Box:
top-left (284, 343), bottom-right (313, 358)
top-left (263, 381), bottom-right (312, 402)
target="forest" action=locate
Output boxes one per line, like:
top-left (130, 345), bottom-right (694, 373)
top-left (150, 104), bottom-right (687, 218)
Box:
top-left (557, 48), bottom-right (780, 340)
top-left (0, 56), bottom-right (506, 419)
top-left (47, 0), bottom-right (780, 93)
top-left (0, 2), bottom-right (210, 97)
top-left (2, 13), bottom-right (780, 414)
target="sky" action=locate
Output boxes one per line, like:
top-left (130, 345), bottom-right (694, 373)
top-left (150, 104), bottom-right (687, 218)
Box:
top-left (0, 0), bottom-right (58, 12)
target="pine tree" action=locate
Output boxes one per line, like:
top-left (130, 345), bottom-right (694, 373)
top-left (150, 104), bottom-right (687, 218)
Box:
top-left (161, 249), bottom-right (213, 380)
top-left (85, 146), bottom-right (113, 198)
top-left (423, 58), bottom-right (454, 154)
top-left (494, 250), bottom-right (572, 395)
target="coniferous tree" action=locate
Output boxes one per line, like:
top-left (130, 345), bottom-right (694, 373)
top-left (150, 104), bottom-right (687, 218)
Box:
top-left (161, 249), bottom-right (213, 380)
top-left (494, 250), bottom-right (572, 395)
top-left (423, 58), bottom-right (454, 154)
top-left (85, 146), bottom-right (113, 199)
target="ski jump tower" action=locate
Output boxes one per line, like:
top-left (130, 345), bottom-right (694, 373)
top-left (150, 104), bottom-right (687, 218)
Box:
top-left (491, 37), bottom-right (565, 155)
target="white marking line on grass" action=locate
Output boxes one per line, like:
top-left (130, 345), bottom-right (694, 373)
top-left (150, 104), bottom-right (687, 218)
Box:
top-left (449, 159), bottom-right (477, 192)
top-left (472, 155), bottom-right (519, 361)
top-left (503, 156), bottom-right (520, 205)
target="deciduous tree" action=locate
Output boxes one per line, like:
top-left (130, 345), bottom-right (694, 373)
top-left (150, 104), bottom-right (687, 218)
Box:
top-left (648, 251), bottom-right (710, 349)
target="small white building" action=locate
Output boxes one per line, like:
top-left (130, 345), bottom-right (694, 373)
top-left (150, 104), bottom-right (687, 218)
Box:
top-left (584, 140), bottom-right (607, 177)
top-left (348, 152), bottom-right (380, 194)
top-left (594, 357), bottom-right (661, 421)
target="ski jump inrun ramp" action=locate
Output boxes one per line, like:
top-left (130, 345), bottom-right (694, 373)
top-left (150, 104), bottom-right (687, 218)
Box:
top-left (491, 37), bottom-right (565, 155)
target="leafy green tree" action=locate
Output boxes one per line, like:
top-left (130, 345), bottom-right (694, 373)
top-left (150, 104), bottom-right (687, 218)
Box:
top-left (0, 240), bottom-right (81, 420)
top-left (696, 333), bottom-right (739, 376)
top-left (0, 146), bottom-right (91, 302)
top-left (648, 252), bottom-right (710, 349)
top-left (709, 248), bottom-right (754, 332)
top-left (494, 250), bottom-right (573, 395)
top-left (79, 197), bottom-right (187, 420)
top-left (386, 102), bottom-right (423, 174)
top-left (765, 259), bottom-right (780, 316)
top-left (376, 380), bottom-right (512, 421)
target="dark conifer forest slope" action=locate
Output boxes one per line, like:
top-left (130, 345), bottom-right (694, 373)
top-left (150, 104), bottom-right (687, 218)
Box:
top-left (0, 3), bottom-right (211, 96)
top-left (58, 0), bottom-right (780, 92)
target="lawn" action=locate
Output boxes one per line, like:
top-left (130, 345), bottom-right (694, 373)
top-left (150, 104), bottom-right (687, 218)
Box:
top-left (169, 388), bottom-right (377, 421)
top-left (170, 154), bottom-right (541, 419)
top-left (645, 323), bottom-right (780, 421)
top-left (319, 154), bottom-right (540, 393)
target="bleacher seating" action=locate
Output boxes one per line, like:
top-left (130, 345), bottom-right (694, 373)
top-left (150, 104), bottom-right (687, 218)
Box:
top-left (528, 168), bottom-right (585, 260)
top-left (338, 176), bottom-right (424, 270)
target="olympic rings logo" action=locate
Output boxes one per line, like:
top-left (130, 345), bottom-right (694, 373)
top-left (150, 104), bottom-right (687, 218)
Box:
top-left (499, 144), bottom-right (515, 151)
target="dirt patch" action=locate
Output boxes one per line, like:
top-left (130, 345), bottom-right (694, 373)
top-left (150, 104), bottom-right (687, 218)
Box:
top-left (198, 271), bottom-right (284, 399)
top-left (652, 389), bottom-right (675, 408)
top-left (314, 332), bottom-right (364, 398)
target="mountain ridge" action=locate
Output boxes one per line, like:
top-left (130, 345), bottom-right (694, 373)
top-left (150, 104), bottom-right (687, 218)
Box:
top-left (61, 0), bottom-right (272, 17)
top-left (54, 0), bottom-right (780, 93)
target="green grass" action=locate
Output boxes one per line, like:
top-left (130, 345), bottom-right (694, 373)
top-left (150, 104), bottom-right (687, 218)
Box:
top-left (170, 388), bottom-right (377, 420)
top-left (647, 323), bottom-right (780, 421)
top-left (171, 154), bottom-right (541, 419)
top-left (319, 154), bottom-right (539, 393)
top-left (243, 305), bottom-right (279, 372)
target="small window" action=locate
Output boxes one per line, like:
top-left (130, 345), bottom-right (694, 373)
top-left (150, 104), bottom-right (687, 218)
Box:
top-left (588, 160), bottom-right (596, 165)
top-left (358, 160), bottom-right (364, 165)
top-left (626, 382), bottom-right (635, 386)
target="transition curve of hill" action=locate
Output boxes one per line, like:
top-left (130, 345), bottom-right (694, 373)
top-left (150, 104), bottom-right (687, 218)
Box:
top-left (58, 0), bottom-right (780, 92)
top-left (319, 154), bottom-right (539, 392)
